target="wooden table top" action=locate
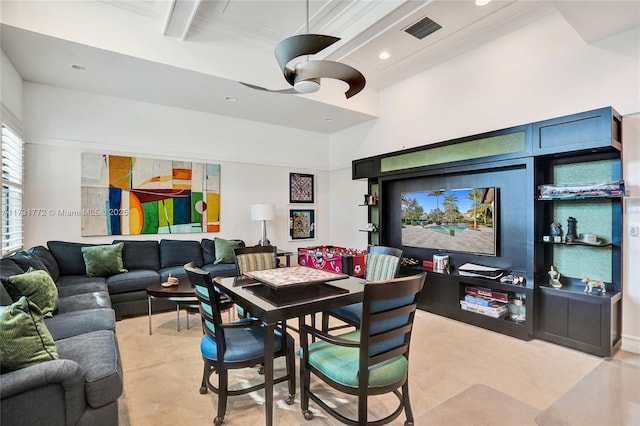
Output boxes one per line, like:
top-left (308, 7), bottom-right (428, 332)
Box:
top-left (146, 281), bottom-right (196, 298)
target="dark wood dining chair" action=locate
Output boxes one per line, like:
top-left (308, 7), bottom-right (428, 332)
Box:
top-left (184, 262), bottom-right (295, 426)
top-left (299, 272), bottom-right (426, 425)
top-left (322, 245), bottom-right (403, 332)
top-left (232, 245), bottom-right (278, 318)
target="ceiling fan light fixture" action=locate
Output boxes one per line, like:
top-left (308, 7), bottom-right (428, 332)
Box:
top-left (240, 0), bottom-right (365, 99)
top-left (294, 78), bottom-right (321, 94)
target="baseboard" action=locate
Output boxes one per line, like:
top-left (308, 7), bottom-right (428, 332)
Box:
top-left (621, 334), bottom-right (640, 354)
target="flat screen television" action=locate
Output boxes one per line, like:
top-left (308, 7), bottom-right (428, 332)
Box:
top-left (400, 187), bottom-right (497, 256)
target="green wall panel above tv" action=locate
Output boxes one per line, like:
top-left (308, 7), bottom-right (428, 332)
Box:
top-left (380, 131), bottom-right (526, 173)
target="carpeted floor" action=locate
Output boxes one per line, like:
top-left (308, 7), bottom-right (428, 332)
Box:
top-left (116, 309), bottom-right (639, 425)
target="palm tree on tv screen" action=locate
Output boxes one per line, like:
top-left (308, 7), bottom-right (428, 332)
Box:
top-left (428, 190), bottom-right (444, 224)
top-left (442, 194), bottom-right (460, 224)
top-left (466, 188), bottom-right (483, 229)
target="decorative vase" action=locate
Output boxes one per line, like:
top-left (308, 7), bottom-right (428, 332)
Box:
top-left (566, 217), bottom-right (578, 243)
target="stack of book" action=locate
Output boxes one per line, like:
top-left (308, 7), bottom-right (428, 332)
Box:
top-left (460, 286), bottom-right (509, 319)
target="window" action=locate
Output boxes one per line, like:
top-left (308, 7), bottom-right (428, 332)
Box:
top-left (1, 116), bottom-right (24, 256)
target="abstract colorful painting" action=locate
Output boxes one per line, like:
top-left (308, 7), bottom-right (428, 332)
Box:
top-left (289, 209), bottom-right (315, 240)
top-left (289, 173), bottom-right (314, 203)
top-left (81, 153), bottom-right (220, 236)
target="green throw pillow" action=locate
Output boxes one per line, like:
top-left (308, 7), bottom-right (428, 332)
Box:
top-left (213, 238), bottom-right (242, 264)
top-left (0, 296), bottom-right (59, 373)
top-left (6, 268), bottom-right (59, 318)
top-left (81, 242), bottom-right (127, 277)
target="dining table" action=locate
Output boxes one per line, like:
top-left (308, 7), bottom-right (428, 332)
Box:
top-left (214, 268), bottom-right (366, 426)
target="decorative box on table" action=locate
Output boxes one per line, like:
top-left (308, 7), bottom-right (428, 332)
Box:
top-left (298, 245), bottom-right (366, 277)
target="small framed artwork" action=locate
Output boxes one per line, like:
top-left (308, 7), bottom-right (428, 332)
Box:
top-left (289, 209), bottom-right (315, 240)
top-left (289, 173), bottom-right (314, 204)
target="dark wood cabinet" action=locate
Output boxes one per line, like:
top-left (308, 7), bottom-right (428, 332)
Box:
top-left (408, 269), bottom-right (534, 341)
top-left (352, 157), bottom-right (380, 179)
top-left (353, 106), bottom-right (624, 357)
top-left (536, 285), bottom-right (622, 357)
top-left (532, 106), bottom-right (622, 155)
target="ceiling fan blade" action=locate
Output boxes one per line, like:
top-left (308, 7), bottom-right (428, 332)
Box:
top-left (239, 82), bottom-right (300, 95)
top-left (295, 60), bottom-right (366, 98)
top-left (274, 34), bottom-right (340, 72)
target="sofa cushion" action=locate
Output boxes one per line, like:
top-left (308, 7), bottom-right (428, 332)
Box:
top-left (213, 237), bottom-right (243, 264)
top-left (55, 330), bottom-right (123, 408)
top-left (0, 283), bottom-right (12, 306)
top-left (159, 239), bottom-right (203, 268)
top-left (113, 240), bottom-right (160, 271)
top-left (45, 308), bottom-right (116, 341)
top-left (28, 246), bottom-right (61, 281)
top-left (48, 241), bottom-right (95, 276)
top-left (56, 292), bottom-right (111, 314)
top-left (9, 250), bottom-right (48, 272)
top-left (6, 268), bottom-right (59, 318)
top-left (201, 238), bottom-right (216, 264)
top-left (159, 266), bottom-right (189, 283)
top-left (1, 258), bottom-right (23, 305)
top-left (201, 263), bottom-right (238, 278)
top-left (106, 270), bottom-right (160, 295)
top-left (0, 296), bottom-right (60, 373)
top-left (57, 282), bottom-right (109, 298)
top-left (81, 243), bottom-right (127, 277)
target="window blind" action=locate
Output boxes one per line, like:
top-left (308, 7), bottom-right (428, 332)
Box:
top-left (2, 120), bottom-right (24, 256)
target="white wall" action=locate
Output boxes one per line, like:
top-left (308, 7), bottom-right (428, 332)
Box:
top-left (1, 48), bottom-right (23, 121)
top-left (329, 12), bottom-right (640, 352)
top-left (22, 83), bottom-right (332, 254)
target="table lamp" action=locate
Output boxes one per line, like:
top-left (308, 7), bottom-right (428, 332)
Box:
top-left (250, 203), bottom-right (275, 246)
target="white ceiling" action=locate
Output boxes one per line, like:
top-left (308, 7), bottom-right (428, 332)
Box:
top-left (1, 0), bottom-right (638, 133)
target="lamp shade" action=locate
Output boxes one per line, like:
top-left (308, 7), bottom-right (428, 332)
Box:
top-left (250, 204), bottom-right (275, 221)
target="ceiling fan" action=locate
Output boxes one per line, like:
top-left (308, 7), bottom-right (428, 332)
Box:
top-left (241, 0), bottom-right (366, 99)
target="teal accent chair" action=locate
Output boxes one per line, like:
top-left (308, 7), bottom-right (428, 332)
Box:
top-left (233, 245), bottom-right (278, 319)
top-left (299, 272), bottom-right (426, 425)
top-left (184, 262), bottom-right (295, 426)
top-left (322, 245), bottom-right (403, 332)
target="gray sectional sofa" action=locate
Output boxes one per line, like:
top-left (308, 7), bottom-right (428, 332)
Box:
top-left (44, 238), bottom-right (243, 318)
top-left (0, 237), bottom-right (244, 426)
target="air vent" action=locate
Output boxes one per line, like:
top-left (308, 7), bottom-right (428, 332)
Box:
top-left (404, 16), bottom-right (442, 40)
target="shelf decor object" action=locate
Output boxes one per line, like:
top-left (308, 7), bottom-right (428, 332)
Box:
top-left (289, 173), bottom-right (315, 203)
top-left (537, 180), bottom-right (624, 200)
top-left (250, 203), bottom-right (275, 246)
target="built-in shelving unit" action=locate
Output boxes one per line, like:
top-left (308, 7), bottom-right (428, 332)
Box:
top-left (533, 153), bottom-right (623, 357)
top-left (353, 106), bottom-right (624, 357)
top-left (358, 182), bottom-right (380, 245)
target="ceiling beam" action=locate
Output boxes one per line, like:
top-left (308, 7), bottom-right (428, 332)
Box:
top-left (162, 0), bottom-right (203, 40)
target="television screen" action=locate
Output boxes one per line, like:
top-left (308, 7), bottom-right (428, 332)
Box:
top-left (401, 187), bottom-right (497, 256)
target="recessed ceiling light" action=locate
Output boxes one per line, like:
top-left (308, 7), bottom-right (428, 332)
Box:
top-left (378, 51), bottom-right (391, 60)
top-left (224, 96), bottom-right (237, 102)
top-left (475, 0), bottom-right (492, 6)
top-left (70, 64), bottom-right (87, 71)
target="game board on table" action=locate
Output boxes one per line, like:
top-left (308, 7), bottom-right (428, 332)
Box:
top-left (244, 266), bottom-right (348, 289)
